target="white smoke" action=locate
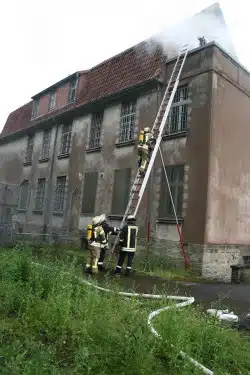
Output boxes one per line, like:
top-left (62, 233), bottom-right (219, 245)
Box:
top-left (142, 2), bottom-right (236, 60)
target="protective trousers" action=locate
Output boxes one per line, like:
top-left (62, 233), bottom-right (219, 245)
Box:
top-left (115, 251), bottom-right (135, 275)
top-left (138, 144), bottom-right (149, 173)
top-left (98, 247), bottom-right (108, 270)
top-left (86, 244), bottom-right (101, 274)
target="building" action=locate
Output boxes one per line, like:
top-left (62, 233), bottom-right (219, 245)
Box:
top-left (1, 40), bottom-right (250, 281)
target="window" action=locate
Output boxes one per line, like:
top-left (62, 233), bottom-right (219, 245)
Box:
top-left (68, 79), bottom-right (77, 103)
top-left (59, 124), bottom-right (72, 155)
top-left (166, 85), bottom-right (189, 135)
top-left (159, 165), bottom-right (184, 218)
top-left (18, 180), bottom-right (29, 210)
top-left (48, 91), bottom-right (56, 111)
top-left (25, 135), bottom-right (34, 164)
top-left (81, 172), bottom-right (98, 214)
top-left (89, 112), bottom-right (103, 149)
top-left (243, 256), bottom-right (250, 265)
top-left (119, 101), bottom-right (136, 143)
top-left (40, 129), bottom-right (51, 160)
top-left (53, 176), bottom-right (66, 212)
top-left (32, 99), bottom-right (39, 119)
top-left (35, 178), bottom-right (46, 211)
top-left (111, 168), bottom-right (131, 215)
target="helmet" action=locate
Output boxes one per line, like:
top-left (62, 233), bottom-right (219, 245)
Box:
top-left (144, 127), bottom-right (151, 133)
top-left (99, 214), bottom-right (106, 223)
top-left (127, 215), bottom-right (136, 222)
top-left (92, 216), bottom-right (102, 226)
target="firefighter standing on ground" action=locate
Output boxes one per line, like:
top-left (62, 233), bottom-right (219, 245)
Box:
top-left (114, 215), bottom-right (138, 276)
top-left (98, 214), bottom-right (119, 271)
top-left (137, 127), bottom-right (155, 175)
top-left (86, 216), bottom-right (107, 274)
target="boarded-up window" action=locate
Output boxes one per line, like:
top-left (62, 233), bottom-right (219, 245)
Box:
top-left (159, 165), bottom-right (184, 218)
top-left (81, 172), bottom-right (98, 214)
top-left (18, 180), bottom-right (29, 210)
top-left (111, 168), bottom-right (131, 215)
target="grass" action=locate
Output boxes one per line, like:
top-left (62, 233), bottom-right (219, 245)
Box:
top-left (0, 246), bottom-right (250, 375)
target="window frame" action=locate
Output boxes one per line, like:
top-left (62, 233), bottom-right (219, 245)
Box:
top-left (34, 178), bottom-right (46, 211)
top-left (40, 129), bottom-right (52, 160)
top-left (166, 85), bottom-right (189, 136)
top-left (158, 165), bottom-right (184, 219)
top-left (68, 79), bottom-right (77, 103)
top-left (18, 180), bottom-right (29, 211)
top-left (59, 124), bottom-right (72, 156)
top-left (48, 91), bottom-right (56, 111)
top-left (89, 112), bottom-right (103, 149)
top-left (32, 99), bottom-right (39, 119)
top-left (53, 176), bottom-right (67, 213)
top-left (119, 101), bottom-right (136, 143)
top-left (24, 135), bottom-right (34, 164)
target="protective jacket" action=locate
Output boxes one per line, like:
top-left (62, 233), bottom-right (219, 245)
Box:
top-left (89, 224), bottom-right (107, 248)
top-left (119, 223), bottom-right (138, 252)
top-left (101, 222), bottom-right (119, 248)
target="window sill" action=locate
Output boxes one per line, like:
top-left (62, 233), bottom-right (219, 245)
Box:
top-left (18, 209), bottom-right (26, 213)
top-left (39, 157), bottom-right (49, 163)
top-left (23, 161), bottom-right (32, 166)
top-left (57, 153), bottom-right (70, 160)
top-left (86, 146), bottom-right (101, 153)
top-left (162, 131), bottom-right (188, 141)
top-left (81, 212), bottom-right (95, 216)
top-left (53, 211), bottom-right (64, 216)
top-left (115, 140), bottom-right (135, 148)
top-left (157, 217), bottom-right (183, 224)
top-left (33, 210), bottom-right (43, 215)
top-left (108, 214), bottom-right (124, 220)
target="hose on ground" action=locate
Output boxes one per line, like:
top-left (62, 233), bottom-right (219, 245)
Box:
top-left (32, 262), bottom-right (213, 375)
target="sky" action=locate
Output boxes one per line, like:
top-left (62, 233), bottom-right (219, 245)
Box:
top-left (0, 0), bottom-right (248, 132)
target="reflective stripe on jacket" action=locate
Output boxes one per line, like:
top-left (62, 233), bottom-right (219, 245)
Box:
top-left (119, 224), bottom-right (138, 252)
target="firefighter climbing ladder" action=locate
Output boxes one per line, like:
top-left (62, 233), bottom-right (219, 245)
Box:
top-left (110, 45), bottom-right (190, 267)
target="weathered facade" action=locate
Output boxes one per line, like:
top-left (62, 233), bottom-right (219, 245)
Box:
top-left (1, 41), bottom-right (250, 281)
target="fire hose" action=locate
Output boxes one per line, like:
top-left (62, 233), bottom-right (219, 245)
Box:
top-left (32, 261), bottom-right (213, 374)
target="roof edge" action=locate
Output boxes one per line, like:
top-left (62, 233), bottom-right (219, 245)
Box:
top-left (31, 71), bottom-right (80, 100)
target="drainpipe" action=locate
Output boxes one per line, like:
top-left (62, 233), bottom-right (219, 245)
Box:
top-left (44, 122), bottom-right (59, 243)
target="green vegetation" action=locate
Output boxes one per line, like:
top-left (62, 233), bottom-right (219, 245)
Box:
top-left (0, 246), bottom-right (250, 375)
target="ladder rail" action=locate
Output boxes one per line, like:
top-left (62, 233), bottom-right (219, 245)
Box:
top-left (109, 46), bottom-right (189, 256)
top-left (134, 48), bottom-right (189, 216)
top-left (151, 51), bottom-right (184, 134)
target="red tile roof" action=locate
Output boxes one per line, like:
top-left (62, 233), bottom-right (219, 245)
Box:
top-left (1, 41), bottom-right (165, 138)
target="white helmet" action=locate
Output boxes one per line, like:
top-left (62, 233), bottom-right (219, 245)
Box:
top-left (127, 215), bottom-right (136, 221)
top-left (144, 127), bottom-right (151, 133)
top-left (92, 216), bottom-right (102, 226)
top-left (99, 214), bottom-right (106, 223)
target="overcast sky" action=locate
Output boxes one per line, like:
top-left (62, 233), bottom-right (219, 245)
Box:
top-left (0, 0), bottom-right (248, 132)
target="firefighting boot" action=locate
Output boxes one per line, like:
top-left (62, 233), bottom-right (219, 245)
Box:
top-left (125, 268), bottom-right (131, 276)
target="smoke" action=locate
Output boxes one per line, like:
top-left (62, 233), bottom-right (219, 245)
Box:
top-left (141, 2), bottom-right (236, 59)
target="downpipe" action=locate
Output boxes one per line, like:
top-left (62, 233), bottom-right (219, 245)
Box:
top-left (31, 261), bottom-right (213, 375)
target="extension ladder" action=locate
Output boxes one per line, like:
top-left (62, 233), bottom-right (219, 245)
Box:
top-left (110, 45), bottom-right (189, 255)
